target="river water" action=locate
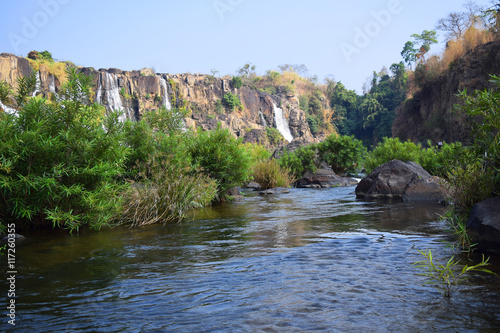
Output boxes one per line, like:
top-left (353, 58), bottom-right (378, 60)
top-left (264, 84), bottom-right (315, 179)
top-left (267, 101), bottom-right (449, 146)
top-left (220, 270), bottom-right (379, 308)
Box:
top-left (3, 187), bottom-right (500, 332)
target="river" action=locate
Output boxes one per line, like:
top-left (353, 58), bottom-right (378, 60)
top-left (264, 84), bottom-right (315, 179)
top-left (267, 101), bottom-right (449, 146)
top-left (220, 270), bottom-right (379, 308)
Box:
top-left (3, 186), bottom-right (500, 332)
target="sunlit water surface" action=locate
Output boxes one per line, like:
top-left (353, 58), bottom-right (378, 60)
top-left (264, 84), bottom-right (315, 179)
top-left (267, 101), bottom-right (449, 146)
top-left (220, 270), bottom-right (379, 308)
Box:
top-left (3, 187), bottom-right (500, 332)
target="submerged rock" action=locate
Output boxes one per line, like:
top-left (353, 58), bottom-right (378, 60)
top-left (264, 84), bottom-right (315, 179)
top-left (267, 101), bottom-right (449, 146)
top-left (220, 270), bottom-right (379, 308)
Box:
top-left (297, 169), bottom-right (358, 188)
top-left (467, 197), bottom-right (500, 254)
top-left (259, 187), bottom-right (290, 195)
top-left (355, 159), bottom-right (446, 202)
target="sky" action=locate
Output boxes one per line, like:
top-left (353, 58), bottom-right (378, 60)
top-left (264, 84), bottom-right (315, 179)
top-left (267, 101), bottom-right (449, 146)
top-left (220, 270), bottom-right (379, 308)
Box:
top-left (0, 0), bottom-right (496, 93)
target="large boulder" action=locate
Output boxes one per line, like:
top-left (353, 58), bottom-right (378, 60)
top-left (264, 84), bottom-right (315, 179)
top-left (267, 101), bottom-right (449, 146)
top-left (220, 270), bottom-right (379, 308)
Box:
top-left (467, 197), bottom-right (500, 254)
top-left (297, 169), bottom-right (358, 188)
top-left (355, 159), bottom-right (445, 202)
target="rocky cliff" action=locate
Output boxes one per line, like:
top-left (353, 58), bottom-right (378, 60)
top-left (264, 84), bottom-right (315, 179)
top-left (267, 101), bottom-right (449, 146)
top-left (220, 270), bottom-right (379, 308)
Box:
top-left (0, 53), bottom-right (314, 145)
top-left (392, 39), bottom-right (500, 144)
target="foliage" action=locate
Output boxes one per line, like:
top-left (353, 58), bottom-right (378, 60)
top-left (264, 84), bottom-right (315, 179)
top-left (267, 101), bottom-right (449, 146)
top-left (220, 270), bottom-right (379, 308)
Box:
top-left (231, 76), bottom-right (243, 89)
top-left (414, 249), bottom-right (495, 297)
top-left (363, 137), bottom-right (464, 176)
top-left (0, 80), bottom-right (12, 104)
top-left (279, 144), bottom-right (319, 180)
top-left (0, 67), bottom-right (128, 231)
top-left (266, 127), bottom-right (286, 146)
top-left (188, 126), bottom-right (251, 199)
top-left (251, 159), bottom-right (293, 190)
top-left (243, 143), bottom-right (271, 165)
top-left (214, 99), bottom-right (224, 114)
top-left (222, 92), bottom-right (242, 111)
top-left (120, 156), bottom-right (217, 227)
top-left (445, 162), bottom-right (495, 214)
top-left (317, 134), bottom-right (366, 174)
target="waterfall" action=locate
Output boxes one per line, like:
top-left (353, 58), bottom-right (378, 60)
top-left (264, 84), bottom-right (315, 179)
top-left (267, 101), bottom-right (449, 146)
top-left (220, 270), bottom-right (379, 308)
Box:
top-left (159, 77), bottom-right (172, 110)
top-left (272, 102), bottom-right (293, 143)
top-left (0, 100), bottom-right (18, 116)
top-left (259, 111), bottom-right (267, 127)
top-left (32, 71), bottom-right (42, 97)
top-left (48, 75), bottom-right (56, 94)
top-left (95, 72), bottom-right (129, 122)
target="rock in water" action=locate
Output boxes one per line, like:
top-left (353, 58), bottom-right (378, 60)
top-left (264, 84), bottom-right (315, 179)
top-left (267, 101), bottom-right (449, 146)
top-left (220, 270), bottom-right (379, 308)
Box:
top-left (355, 159), bottom-right (445, 202)
top-left (467, 197), bottom-right (500, 254)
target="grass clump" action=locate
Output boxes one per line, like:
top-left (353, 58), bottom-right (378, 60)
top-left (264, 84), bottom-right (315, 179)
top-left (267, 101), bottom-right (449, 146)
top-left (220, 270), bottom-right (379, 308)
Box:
top-left (251, 159), bottom-right (293, 190)
top-left (120, 157), bottom-right (217, 227)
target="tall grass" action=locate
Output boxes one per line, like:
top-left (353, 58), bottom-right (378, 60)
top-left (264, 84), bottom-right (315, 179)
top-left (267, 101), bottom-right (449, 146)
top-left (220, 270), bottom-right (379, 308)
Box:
top-left (251, 159), bottom-right (294, 189)
top-left (120, 157), bottom-right (218, 227)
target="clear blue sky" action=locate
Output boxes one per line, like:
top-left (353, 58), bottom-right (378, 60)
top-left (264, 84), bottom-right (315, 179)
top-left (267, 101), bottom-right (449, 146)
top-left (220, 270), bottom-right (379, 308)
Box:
top-left (0, 0), bottom-right (495, 93)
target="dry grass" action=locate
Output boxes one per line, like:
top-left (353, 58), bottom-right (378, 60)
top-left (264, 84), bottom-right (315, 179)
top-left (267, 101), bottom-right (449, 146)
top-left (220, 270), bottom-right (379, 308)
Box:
top-left (251, 159), bottom-right (294, 190)
top-left (429, 27), bottom-right (494, 75)
top-left (28, 58), bottom-right (68, 82)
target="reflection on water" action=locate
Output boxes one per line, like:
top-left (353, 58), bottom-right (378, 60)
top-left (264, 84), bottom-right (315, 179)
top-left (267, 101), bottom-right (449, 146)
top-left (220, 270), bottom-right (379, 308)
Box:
top-left (3, 187), bottom-right (500, 332)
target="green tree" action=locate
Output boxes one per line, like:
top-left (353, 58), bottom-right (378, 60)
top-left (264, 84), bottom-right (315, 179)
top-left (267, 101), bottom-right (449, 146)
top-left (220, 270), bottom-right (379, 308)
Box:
top-left (188, 125), bottom-right (251, 199)
top-left (222, 92), bottom-right (242, 111)
top-left (231, 76), bottom-right (243, 89)
top-left (317, 134), bottom-right (366, 174)
top-left (0, 67), bottom-right (128, 231)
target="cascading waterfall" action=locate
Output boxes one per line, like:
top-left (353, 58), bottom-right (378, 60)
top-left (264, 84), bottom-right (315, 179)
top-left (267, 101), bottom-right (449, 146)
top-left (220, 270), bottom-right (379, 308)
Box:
top-left (159, 77), bottom-right (172, 110)
top-left (32, 71), bottom-right (42, 97)
top-left (259, 111), bottom-right (267, 127)
top-left (0, 100), bottom-right (18, 116)
top-left (95, 72), bottom-right (130, 122)
top-left (48, 75), bottom-right (56, 94)
top-left (272, 102), bottom-right (293, 142)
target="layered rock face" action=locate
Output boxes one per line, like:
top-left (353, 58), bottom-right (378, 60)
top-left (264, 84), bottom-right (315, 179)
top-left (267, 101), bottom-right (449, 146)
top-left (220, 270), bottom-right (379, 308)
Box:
top-left (0, 53), bottom-right (313, 144)
top-left (392, 39), bottom-right (500, 144)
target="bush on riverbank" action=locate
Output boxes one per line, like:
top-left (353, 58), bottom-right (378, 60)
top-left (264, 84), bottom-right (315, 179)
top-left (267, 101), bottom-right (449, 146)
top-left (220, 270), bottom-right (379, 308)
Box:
top-left (0, 68), bottom-right (128, 231)
top-left (363, 137), bottom-right (466, 177)
top-left (251, 159), bottom-right (294, 189)
top-left (317, 134), bottom-right (366, 175)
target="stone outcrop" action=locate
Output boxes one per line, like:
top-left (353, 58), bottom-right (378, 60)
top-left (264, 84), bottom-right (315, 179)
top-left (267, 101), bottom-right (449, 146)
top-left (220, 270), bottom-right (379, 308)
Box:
top-left (355, 159), bottom-right (446, 202)
top-left (0, 53), bottom-right (313, 145)
top-left (392, 39), bottom-right (500, 145)
top-left (296, 169), bottom-right (358, 188)
top-left (467, 197), bottom-right (500, 254)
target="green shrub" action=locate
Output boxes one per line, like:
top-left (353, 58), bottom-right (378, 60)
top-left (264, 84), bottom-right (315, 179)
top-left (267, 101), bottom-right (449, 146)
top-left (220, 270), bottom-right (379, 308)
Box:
top-left (188, 125), bottom-right (251, 199)
top-left (279, 144), bottom-right (319, 180)
top-left (252, 159), bottom-right (293, 189)
top-left (215, 99), bottom-right (224, 114)
top-left (266, 127), bottom-right (285, 146)
top-left (0, 67), bottom-right (128, 231)
top-left (222, 92), bottom-right (242, 111)
top-left (244, 143), bottom-right (271, 166)
top-left (231, 76), bottom-right (243, 89)
top-left (364, 137), bottom-right (422, 173)
top-left (317, 134), bottom-right (366, 174)
top-left (306, 115), bottom-right (319, 135)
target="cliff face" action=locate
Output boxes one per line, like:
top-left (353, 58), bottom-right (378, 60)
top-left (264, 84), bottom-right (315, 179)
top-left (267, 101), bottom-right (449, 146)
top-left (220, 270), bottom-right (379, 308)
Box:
top-left (0, 53), bottom-right (313, 145)
top-left (392, 39), bottom-right (500, 144)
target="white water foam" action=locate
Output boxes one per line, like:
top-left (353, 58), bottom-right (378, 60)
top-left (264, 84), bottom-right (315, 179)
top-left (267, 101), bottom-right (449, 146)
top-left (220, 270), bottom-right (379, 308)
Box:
top-left (159, 77), bottom-right (172, 110)
top-left (272, 102), bottom-right (293, 142)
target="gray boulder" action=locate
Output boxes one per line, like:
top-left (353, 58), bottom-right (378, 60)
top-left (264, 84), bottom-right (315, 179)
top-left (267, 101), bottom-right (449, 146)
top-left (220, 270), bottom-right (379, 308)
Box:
top-left (355, 159), bottom-right (445, 202)
top-left (467, 197), bottom-right (500, 254)
top-left (297, 169), bottom-right (358, 188)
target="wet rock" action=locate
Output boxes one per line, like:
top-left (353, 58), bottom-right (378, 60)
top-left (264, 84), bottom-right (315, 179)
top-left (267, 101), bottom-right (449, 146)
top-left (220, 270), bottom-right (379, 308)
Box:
top-left (1, 233), bottom-right (26, 243)
top-left (467, 197), bottom-right (500, 254)
top-left (246, 181), bottom-right (262, 190)
top-left (355, 159), bottom-right (445, 202)
top-left (259, 187), bottom-right (290, 195)
top-left (297, 169), bottom-right (358, 188)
